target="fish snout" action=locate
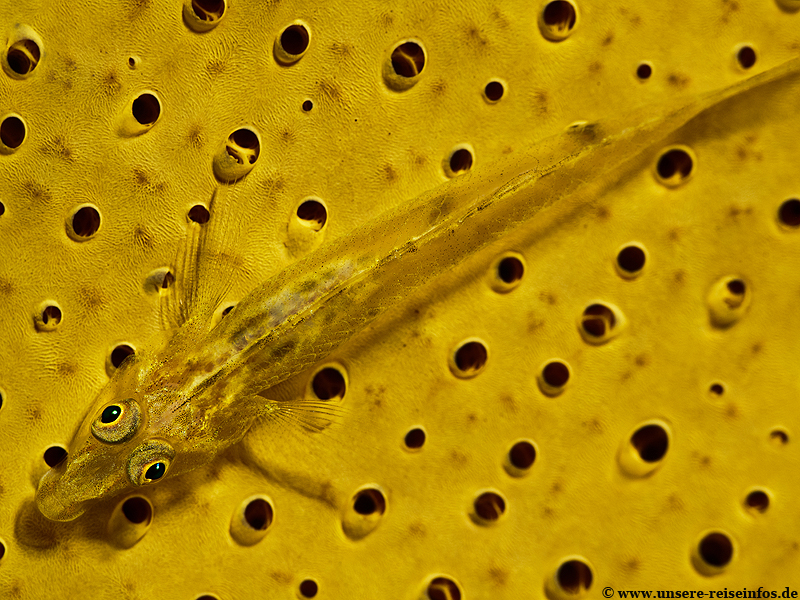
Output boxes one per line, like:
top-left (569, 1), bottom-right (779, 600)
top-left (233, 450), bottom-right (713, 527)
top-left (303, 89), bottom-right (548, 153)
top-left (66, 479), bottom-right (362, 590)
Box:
top-left (35, 463), bottom-right (88, 521)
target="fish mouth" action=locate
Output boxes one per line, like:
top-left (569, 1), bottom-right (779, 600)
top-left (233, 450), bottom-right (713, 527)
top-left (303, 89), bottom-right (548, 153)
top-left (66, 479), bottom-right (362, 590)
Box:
top-left (35, 463), bottom-right (89, 521)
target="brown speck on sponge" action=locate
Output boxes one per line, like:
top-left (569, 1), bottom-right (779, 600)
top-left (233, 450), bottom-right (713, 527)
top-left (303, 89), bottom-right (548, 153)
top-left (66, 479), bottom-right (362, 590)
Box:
top-left (450, 449), bottom-right (468, 466)
top-left (499, 394), bottom-right (518, 413)
top-left (377, 12), bottom-right (393, 28)
top-left (667, 72), bottom-right (691, 89)
top-left (55, 362), bottom-right (78, 377)
top-left (21, 181), bottom-right (53, 204)
top-left (280, 128), bottom-right (295, 144)
top-left (126, 0), bottom-right (153, 19)
top-left (269, 571), bottom-right (294, 585)
top-left (329, 41), bottom-right (354, 58)
top-left (527, 315), bottom-right (545, 333)
top-left (318, 78), bottom-right (343, 102)
top-left (26, 405), bottom-right (43, 422)
top-left (488, 565), bottom-right (509, 585)
top-left (408, 521), bottom-right (427, 537)
top-left (79, 285), bottom-right (105, 310)
top-left (381, 163), bottom-right (398, 182)
top-left (132, 225), bottom-right (155, 249)
top-left (409, 149), bottom-right (427, 168)
top-left (0, 277), bottom-right (14, 295)
top-left (623, 557), bottom-right (642, 572)
top-left (430, 79), bottom-right (447, 96)
top-left (539, 291), bottom-right (557, 305)
top-left (726, 403), bottom-right (739, 419)
top-left (186, 124), bottom-right (204, 148)
top-left (132, 167), bottom-right (149, 186)
top-left (465, 24), bottom-right (489, 47)
top-left (534, 90), bottom-right (549, 114)
top-left (205, 59), bottom-right (226, 77)
top-left (41, 135), bottom-right (73, 161)
top-left (100, 70), bottom-right (122, 96)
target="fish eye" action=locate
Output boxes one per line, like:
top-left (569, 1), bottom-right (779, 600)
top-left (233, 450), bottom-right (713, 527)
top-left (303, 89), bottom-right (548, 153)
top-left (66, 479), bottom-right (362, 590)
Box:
top-left (92, 398), bottom-right (141, 443)
top-left (127, 439), bottom-right (175, 486)
top-left (144, 462), bottom-right (166, 481)
top-left (101, 405), bottom-right (122, 424)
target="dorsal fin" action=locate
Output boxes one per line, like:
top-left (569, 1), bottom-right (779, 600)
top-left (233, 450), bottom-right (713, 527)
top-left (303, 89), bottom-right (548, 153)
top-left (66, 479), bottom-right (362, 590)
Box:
top-left (159, 188), bottom-right (237, 332)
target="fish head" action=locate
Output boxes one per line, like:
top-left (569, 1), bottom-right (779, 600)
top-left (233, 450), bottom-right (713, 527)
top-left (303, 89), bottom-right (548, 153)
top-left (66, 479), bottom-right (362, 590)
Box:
top-left (35, 355), bottom-right (178, 521)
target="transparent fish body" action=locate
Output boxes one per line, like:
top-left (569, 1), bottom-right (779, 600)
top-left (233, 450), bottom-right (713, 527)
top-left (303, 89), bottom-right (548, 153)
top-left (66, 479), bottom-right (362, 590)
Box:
top-left (35, 56), bottom-right (800, 520)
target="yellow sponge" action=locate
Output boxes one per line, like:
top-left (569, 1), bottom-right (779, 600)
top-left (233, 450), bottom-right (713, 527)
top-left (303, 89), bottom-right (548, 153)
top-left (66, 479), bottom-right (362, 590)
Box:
top-left (1, 0), bottom-right (799, 598)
